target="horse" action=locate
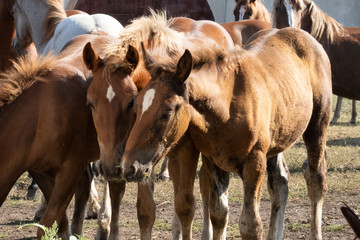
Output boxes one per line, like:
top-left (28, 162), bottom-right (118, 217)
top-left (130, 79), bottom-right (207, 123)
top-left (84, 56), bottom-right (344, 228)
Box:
top-left (118, 24), bottom-right (332, 240)
top-left (0, 50), bottom-right (99, 239)
top-left (0, 0), bottom-right (37, 71)
top-left (272, 0), bottom-right (359, 124)
top-left (233, 0), bottom-right (271, 23)
top-left (82, 11), bottom-right (248, 239)
top-left (12, 0), bottom-right (123, 56)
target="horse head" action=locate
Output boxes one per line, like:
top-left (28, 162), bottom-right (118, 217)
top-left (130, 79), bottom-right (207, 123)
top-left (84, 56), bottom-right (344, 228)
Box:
top-left (83, 42), bottom-right (139, 181)
top-left (11, 0), bottom-right (33, 56)
top-left (120, 44), bottom-right (193, 182)
top-left (272, 0), bottom-right (309, 28)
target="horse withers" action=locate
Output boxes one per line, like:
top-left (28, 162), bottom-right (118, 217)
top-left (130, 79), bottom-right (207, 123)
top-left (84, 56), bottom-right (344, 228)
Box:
top-left (119, 27), bottom-right (332, 240)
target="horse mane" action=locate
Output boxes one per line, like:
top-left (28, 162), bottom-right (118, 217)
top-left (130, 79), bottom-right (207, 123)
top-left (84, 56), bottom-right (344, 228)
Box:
top-left (43, 0), bottom-right (67, 43)
top-left (0, 55), bottom-right (56, 107)
top-left (101, 10), bottom-right (186, 80)
top-left (307, 2), bottom-right (345, 43)
top-left (147, 42), bottom-right (240, 78)
top-left (251, 0), bottom-right (271, 23)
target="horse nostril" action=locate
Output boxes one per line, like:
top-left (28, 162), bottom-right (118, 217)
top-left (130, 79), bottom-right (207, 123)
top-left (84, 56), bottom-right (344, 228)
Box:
top-left (125, 165), bottom-right (136, 179)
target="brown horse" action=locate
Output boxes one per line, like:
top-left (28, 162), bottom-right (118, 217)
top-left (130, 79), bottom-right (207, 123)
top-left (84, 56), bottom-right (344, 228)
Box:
top-left (0, 53), bottom-right (98, 239)
top-left (119, 26), bottom-right (332, 240)
top-left (233, 0), bottom-right (271, 23)
top-left (0, 33), bottom-right (128, 239)
top-left (272, 0), bottom-right (359, 124)
top-left (82, 11), bottom-right (247, 239)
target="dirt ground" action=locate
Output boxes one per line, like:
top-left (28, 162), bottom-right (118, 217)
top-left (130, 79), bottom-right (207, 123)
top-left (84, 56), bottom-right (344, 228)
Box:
top-left (0, 172), bottom-right (358, 240)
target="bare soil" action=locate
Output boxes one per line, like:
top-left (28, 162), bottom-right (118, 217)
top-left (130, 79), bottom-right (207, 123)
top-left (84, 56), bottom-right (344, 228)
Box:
top-left (0, 172), bottom-right (358, 240)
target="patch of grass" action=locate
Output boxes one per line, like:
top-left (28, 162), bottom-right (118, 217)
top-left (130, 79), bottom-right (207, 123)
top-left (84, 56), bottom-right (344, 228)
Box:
top-left (323, 224), bottom-right (344, 232)
top-left (153, 219), bottom-right (171, 231)
top-left (0, 232), bottom-right (8, 239)
top-left (287, 222), bottom-right (311, 231)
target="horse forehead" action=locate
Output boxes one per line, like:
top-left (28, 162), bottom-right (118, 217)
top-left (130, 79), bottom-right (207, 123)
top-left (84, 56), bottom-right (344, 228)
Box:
top-left (140, 88), bottom-right (156, 118)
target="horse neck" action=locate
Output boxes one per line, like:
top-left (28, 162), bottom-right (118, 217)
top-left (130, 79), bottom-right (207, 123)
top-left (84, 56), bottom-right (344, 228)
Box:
top-left (22, 0), bottom-right (52, 53)
top-left (188, 66), bottom-right (235, 124)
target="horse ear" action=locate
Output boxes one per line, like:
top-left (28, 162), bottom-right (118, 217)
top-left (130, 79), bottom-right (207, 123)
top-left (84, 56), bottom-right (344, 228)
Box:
top-left (176, 49), bottom-right (193, 84)
top-left (83, 42), bottom-right (101, 71)
top-left (125, 45), bottom-right (139, 73)
top-left (140, 42), bottom-right (156, 71)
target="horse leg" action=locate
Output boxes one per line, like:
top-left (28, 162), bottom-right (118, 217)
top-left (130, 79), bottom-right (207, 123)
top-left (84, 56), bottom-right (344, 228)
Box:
top-left (239, 151), bottom-right (267, 240)
top-left (156, 157), bottom-right (170, 181)
top-left (200, 156), bottom-right (229, 240)
top-left (168, 134), bottom-right (200, 240)
top-left (29, 171), bottom-right (71, 238)
top-left (71, 164), bottom-right (93, 235)
top-left (108, 180), bottom-right (126, 240)
top-left (27, 176), bottom-right (39, 200)
top-left (86, 176), bottom-right (101, 219)
top-left (350, 100), bottom-right (357, 124)
top-left (199, 162), bottom-right (213, 240)
top-left (303, 108), bottom-right (329, 240)
top-left (96, 180), bottom-right (111, 240)
top-left (266, 153), bottom-right (289, 240)
top-left (36, 161), bottom-right (87, 240)
top-left (137, 181), bottom-right (156, 239)
top-left (96, 180), bottom-right (126, 240)
top-left (330, 96), bottom-right (342, 124)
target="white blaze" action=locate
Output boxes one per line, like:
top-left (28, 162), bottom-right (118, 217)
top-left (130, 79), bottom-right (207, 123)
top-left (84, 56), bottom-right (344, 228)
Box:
top-left (140, 88), bottom-right (156, 119)
top-left (285, 0), bottom-right (295, 27)
top-left (239, 5), bottom-right (246, 20)
top-left (106, 85), bottom-right (116, 103)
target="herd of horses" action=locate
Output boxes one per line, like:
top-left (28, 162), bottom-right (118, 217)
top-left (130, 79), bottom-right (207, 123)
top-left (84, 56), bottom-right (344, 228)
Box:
top-left (0, 0), bottom-right (359, 239)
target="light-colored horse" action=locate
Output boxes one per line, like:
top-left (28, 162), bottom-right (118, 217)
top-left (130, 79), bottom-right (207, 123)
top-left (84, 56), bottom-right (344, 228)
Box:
top-left (119, 26), bottom-right (332, 240)
top-left (233, 0), bottom-right (271, 22)
top-left (12, 0), bottom-right (123, 56)
top-left (272, 0), bottom-right (358, 124)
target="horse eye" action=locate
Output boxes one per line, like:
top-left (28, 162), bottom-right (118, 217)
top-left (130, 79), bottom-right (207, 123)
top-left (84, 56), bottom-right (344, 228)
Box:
top-left (127, 99), bottom-right (134, 111)
top-left (160, 111), bottom-right (172, 120)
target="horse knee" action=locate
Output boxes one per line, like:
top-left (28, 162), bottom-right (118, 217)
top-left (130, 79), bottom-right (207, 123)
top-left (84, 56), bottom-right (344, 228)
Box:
top-left (175, 192), bottom-right (195, 223)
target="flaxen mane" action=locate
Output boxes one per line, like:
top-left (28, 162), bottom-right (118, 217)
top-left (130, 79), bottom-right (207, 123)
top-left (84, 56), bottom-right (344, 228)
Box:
top-left (101, 10), bottom-right (186, 80)
top-left (43, 0), bottom-right (67, 43)
top-left (147, 42), bottom-right (240, 78)
top-left (0, 55), bottom-right (56, 107)
top-left (307, 1), bottom-right (345, 43)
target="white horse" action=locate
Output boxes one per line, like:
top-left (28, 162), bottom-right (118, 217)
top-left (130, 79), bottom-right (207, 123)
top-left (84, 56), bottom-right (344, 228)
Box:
top-left (12, 0), bottom-right (123, 56)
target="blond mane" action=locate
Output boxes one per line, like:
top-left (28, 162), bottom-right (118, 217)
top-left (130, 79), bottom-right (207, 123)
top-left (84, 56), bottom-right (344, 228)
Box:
top-left (101, 10), bottom-right (186, 81)
top-left (307, 2), bottom-right (345, 43)
top-left (0, 55), bottom-right (56, 107)
top-left (43, 0), bottom-right (67, 43)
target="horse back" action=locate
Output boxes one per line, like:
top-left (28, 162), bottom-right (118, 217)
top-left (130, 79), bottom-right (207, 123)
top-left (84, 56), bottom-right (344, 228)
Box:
top-left (172, 17), bottom-right (234, 48)
top-left (220, 20), bottom-right (271, 45)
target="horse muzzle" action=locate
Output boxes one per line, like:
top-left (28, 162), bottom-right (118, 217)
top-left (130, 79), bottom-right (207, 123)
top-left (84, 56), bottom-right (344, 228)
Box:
top-left (120, 157), bottom-right (152, 182)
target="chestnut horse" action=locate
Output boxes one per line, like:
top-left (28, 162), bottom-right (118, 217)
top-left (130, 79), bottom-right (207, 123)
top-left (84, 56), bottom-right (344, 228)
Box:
top-left (12, 0), bottom-right (123, 56)
top-left (233, 0), bottom-right (271, 22)
top-left (272, 0), bottom-right (359, 124)
top-left (0, 53), bottom-right (99, 239)
top-left (119, 26), bottom-right (332, 240)
top-left (82, 11), bottom-right (249, 239)
top-left (0, 33), bottom-right (127, 240)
